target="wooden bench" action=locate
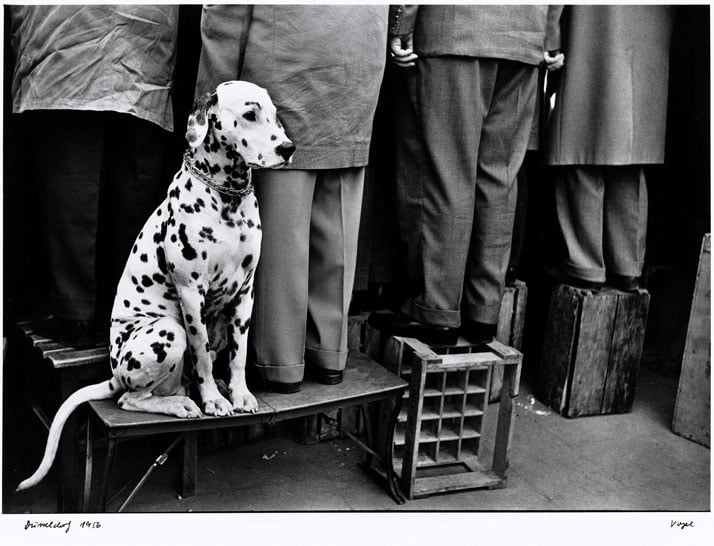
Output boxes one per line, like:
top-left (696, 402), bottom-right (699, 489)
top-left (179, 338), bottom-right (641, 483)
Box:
top-left (12, 321), bottom-right (110, 512)
top-left (83, 351), bottom-right (407, 512)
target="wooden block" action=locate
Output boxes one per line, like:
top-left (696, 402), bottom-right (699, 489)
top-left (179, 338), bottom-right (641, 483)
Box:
top-left (673, 234), bottom-right (711, 447)
top-left (491, 282), bottom-right (528, 402)
top-left (539, 284), bottom-right (650, 417)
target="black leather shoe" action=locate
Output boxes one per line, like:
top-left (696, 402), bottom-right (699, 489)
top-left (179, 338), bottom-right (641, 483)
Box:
top-left (460, 320), bottom-right (497, 345)
top-left (608, 274), bottom-right (640, 293)
top-left (32, 314), bottom-right (99, 349)
top-left (368, 311), bottom-right (458, 345)
top-left (309, 367), bottom-right (343, 385)
top-left (265, 380), bottom-right (302, 394)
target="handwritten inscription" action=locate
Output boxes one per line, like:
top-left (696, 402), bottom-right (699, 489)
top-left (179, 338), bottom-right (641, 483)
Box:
top-left (25, 520), bottom-right (102, 534)
top-left (670, 520), bottom-right (694, 530)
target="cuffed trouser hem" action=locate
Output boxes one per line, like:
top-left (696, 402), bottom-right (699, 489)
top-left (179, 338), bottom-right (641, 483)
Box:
top-left (461, 302), bottom-right (501, 326)
top-left (560, 260), bottom-right (606, 283)
top-left (305, 346), bottom-right (348, 371)
top-left (402, 299), bottom-right (461, 328)
top-left (252, 362), bottom-right (304, 384)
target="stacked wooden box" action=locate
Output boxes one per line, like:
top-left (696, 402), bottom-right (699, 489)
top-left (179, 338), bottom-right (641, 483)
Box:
top-left (539, 284), bottom-right (650, 418)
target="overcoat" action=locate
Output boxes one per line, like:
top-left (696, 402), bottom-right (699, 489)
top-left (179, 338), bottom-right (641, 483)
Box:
top-left (196, 5), bottom-right (388, 170)
top-left (545, 5), bottom-right (675, 166)
top-left (10, 5), bottom-right (178, 132)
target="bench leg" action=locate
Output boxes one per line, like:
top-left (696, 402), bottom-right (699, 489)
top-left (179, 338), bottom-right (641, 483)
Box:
top-left (179, 431), bottom-right (197, 499)
top-left (98, 438), bottom-right (118, 512)
top-left (82, 417), bottom-right (95, 512)
top-left (383, 395), bottom-right (406, 504)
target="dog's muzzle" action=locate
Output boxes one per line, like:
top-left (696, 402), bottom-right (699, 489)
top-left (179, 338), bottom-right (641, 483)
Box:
top-left (276, 142), bottom-right (296, 162)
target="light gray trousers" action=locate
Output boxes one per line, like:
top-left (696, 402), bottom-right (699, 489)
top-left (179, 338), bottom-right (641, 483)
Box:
top-left (250, 167), bottom-right (364, 384)
top-left (555, 165), bottom-right (648, 282)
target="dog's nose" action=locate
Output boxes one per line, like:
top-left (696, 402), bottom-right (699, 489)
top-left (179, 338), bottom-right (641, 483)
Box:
top-left (276, 142), bottom-right (296, 161)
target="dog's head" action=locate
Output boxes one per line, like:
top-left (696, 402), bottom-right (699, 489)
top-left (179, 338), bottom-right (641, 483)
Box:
top-left (186, 81), bottom-right (295, 169)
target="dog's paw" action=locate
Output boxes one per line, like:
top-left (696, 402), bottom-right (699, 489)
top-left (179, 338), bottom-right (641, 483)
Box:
top-left (231, 389), bottom-right (259, 414)
top-left (173, 397), bottom-right (203, 419)
top-left (203, 395), bottom-right (234, 417)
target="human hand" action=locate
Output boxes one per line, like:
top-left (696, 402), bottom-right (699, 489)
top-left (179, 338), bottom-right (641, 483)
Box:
top-left (544, 50), bottom-right (565, 72)
top-left (389, 34), bottom-right (418, 68)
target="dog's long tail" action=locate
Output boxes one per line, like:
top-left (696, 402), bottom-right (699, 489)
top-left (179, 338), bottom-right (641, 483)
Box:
top-left (16, 377), bottom-right (122, 492)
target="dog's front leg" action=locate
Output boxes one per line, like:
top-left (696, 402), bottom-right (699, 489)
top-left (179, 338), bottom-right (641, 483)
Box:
top-left (226, 289), bottom-right (259, 413)
top-left (176, 287), bottom-right (233, 416)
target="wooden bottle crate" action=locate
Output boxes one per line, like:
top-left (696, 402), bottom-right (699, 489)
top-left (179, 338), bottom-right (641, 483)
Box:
top-left (673, 234), bottom-right (710, 447)
top-left (539, 284), bottom-right (650, 418)
top-left (377, 336), bottom-right (521, 500)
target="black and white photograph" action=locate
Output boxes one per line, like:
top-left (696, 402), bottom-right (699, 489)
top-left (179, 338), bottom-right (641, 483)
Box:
top-left (1, 2), bottom-right (711, 544)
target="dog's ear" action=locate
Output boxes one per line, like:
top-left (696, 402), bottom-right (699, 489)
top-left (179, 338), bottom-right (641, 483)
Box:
top-left (186, 92), bottom-right (218, 149)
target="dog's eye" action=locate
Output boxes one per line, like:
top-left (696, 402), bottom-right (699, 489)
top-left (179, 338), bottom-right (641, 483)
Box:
top-left (242, 111), bottom-right (258, 122)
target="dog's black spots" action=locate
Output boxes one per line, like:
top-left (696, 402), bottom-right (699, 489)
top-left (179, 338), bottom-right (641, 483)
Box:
top-left (271, 134), bottom-right (277, 141)
top-left (133, 307), bottom-right (141, 312)
top-left (234, 120), bottom-right (238, 128)
top-left (156, 247), bottom-right (168, 275)
top-left (151, 342), bottom-right (168, 363)
top-left (181, 204), bottom-right (195, 214)
top-left (202, 251), bottom-right (208, 260)
top-left (146, 329), bottom-right (154, 335)
top-left (240, 234), bottom-right (247, 242)
top-left (141, 299), bottom-right (151, 306)
top-left (242, 254), bottom-right (253, 269)
top-left (158, 304), bottom-right (167, 310)
top-left (169, 363), bottom-right (176, 373)
top-left (136, 286), bottom-right (145, 293)
top-left (167, 331), bottom-right (175, 342)
top-left (159, 330), bottom-right (167, 337)
top-left (185, 179), bottom-right (193, 191)
top-left (131, 276), bottom-right (138, 285)
top-left (152, 273), bottom-right (166, 284)
top-left (141, 275), bottom-right (154, 288)
top-left (145, 381), bottom-right (154, 389)
top-left (127, 357), bottom-right (142, 371)
top-left (185, 314), bottom-right (194, 324)
top-left (257, 224), bottom-right (262, 231)
top-left (123, 299), bottom-right (130, 308)
top-left (171, 234), bottom-right (177, 243)
top-left (118, 400), bottom-right (124, 408)
top-left (132, 244), bottom-right (138, 254)
top-left (169, 186), bottom-right (181, 200)
top-left (191, 271), bottom-right (200, 280)
top-left (153, 220), bottom-right (168, 244)
top-left (140, 254), bottom-right (148, 263)
top-left (199, 226), bottom-right (216, 243)
top-left (110, 357), bottom-right (119, 370)
top-left (157, 209), bottom-right (162, 217)
top-left (178, 223), bottom-right (198, 260)
top-left (189, 325), bottom-right (198, 336)
top-left (241, 138), bottom-right (248, 147)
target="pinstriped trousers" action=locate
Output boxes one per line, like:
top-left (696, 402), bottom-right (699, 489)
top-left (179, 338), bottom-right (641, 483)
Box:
top-left (395, 57), bottom-right (538, 327)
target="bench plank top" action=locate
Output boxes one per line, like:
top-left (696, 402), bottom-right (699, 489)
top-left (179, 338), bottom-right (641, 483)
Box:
top-left (89, 351), bottom-right (407, 437)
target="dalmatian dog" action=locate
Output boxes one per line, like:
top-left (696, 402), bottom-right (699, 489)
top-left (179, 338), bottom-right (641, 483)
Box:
top-left (17, 81), bottom-right (295, 491)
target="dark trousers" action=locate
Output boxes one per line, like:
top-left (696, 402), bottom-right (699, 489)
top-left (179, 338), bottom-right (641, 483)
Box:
top-left (29, 110), bottom-right (168, 321)
top-left (395, 57), bottom-right (538, 327)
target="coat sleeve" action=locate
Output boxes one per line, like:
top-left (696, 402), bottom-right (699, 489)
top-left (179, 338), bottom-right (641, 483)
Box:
top-left (195, 4), bottom-right (253, 97)
top-left (545, 5), bottom-right (564, 52)
top-left (389, 5), bottom-right (419, 36)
